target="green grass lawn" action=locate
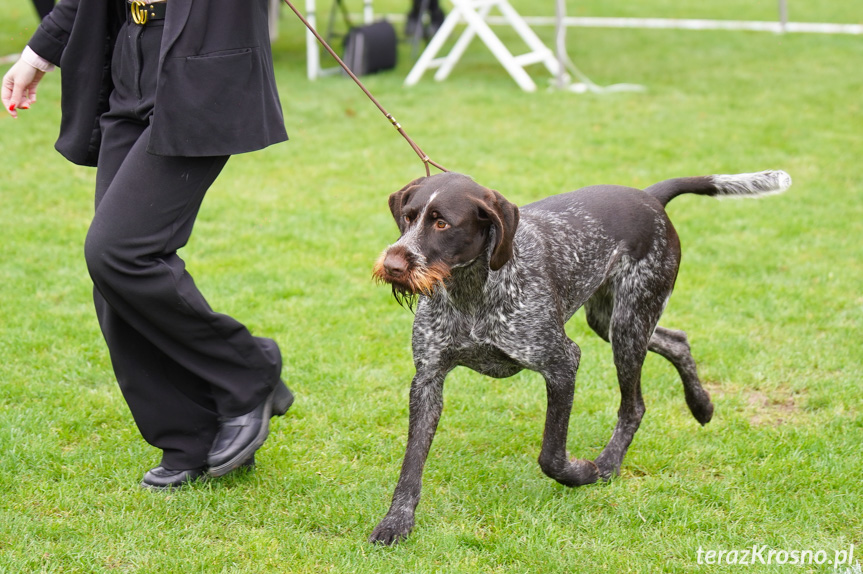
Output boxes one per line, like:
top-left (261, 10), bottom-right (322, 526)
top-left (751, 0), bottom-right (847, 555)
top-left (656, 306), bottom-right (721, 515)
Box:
top-left (1, 1), bottom-right (861, 572)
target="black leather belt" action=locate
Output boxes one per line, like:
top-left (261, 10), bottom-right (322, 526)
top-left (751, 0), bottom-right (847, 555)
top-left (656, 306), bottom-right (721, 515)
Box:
top-left (129, 0), bottom-right (167, 25)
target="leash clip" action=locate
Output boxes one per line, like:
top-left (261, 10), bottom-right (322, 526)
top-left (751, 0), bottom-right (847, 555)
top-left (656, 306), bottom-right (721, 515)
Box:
top-left (130, 0), bottom-right (149, 25)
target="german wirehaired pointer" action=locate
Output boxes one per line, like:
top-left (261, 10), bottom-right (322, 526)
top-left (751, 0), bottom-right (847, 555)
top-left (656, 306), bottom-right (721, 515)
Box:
top-left (369, 170), bottom-right (791, 545)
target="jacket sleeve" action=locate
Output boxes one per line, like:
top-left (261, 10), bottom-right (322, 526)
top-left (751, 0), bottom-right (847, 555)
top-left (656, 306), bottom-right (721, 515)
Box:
top-left (27, 0), bottom-right (81, 66)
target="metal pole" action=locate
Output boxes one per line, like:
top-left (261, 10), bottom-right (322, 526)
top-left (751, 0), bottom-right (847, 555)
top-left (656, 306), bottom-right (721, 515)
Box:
top-left (555, 0), bottom-right (567, 89)
top-left (778, 0), bottom-right (788, 33)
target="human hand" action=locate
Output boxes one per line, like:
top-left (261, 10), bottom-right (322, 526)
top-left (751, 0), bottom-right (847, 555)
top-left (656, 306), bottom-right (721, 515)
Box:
top-left (2, 58), bottom-right (46, 118)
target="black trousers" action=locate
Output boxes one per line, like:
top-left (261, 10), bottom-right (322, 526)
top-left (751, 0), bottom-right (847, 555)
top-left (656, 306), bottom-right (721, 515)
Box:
top-left (409, 0), bottom-right (441, 16)
top-left (86, 19), bottom-right (282, 470)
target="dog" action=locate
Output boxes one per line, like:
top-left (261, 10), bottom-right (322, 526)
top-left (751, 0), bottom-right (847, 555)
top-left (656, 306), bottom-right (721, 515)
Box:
top-left (369, 170), bottom-right (791, 545)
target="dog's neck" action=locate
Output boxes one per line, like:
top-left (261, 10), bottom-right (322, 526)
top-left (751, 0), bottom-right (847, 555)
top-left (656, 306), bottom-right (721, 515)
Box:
top-left (441, 260), bottom-right (489, 311)
top-left (434, 244), bottom-right (521, 314)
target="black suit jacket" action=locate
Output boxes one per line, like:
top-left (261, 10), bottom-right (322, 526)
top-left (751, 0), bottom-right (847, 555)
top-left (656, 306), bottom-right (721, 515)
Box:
top-left (29, 0), bottom-right (288, 166)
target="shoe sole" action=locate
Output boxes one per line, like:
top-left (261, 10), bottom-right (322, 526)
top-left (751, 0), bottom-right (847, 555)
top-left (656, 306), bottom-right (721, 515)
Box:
top-left (140, 473), bottom-right (208, 491)
top-left (140, 477), bottom-right (207, 491)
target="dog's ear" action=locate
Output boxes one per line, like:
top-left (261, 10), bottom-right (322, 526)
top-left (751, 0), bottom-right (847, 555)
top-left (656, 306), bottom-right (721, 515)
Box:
top-left (475, 189), bottom-right (520, 271)
top-left (388, 177), bottom-right (426, 234)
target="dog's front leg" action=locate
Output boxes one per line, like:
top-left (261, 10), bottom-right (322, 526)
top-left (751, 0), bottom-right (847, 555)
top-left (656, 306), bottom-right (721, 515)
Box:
top-left (369, 367), bottom-right (448, 545)
top-left (537, 340), bottom-right (600, 487)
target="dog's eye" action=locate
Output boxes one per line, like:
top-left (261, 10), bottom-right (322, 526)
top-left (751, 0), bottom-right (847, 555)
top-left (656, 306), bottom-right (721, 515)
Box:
top-left (435, 219), bottom-right (449, 230)
top-left (404, 215), bottom-right (412, 224)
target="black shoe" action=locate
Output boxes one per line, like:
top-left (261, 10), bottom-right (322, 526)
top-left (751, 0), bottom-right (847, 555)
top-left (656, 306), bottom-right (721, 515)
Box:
top-left (140, 466), bottom-right (206, 490)
top-left (140, 456), bottom-right (258, 491)
top-left (206, 381), bottom-right (294, 477)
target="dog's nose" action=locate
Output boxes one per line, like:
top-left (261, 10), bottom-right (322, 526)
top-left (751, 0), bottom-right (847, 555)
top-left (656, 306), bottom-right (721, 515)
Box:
top-left (383, 251), bottom-right (408, 276)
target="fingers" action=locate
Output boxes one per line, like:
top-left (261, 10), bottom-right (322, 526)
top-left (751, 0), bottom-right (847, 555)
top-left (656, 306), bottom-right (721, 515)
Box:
top-left (2, 59), bottom-right (44, 118)
top-left (19, 81), bottom-right (40, 109)
top-left (1, 71), bottom-right (16, 117)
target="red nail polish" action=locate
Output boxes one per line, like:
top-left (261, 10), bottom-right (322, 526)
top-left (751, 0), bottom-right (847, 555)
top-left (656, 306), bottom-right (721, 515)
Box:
top-left (8, 104), bottom-right (14, 112)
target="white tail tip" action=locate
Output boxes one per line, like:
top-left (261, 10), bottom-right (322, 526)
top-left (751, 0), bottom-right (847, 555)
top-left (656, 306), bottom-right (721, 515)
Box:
top-left (711, 170), bottom-right (792, 198)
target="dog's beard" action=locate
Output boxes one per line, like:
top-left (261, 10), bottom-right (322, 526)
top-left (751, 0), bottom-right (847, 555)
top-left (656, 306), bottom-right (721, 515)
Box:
top-left (372, 256), bottom-right (451, 310)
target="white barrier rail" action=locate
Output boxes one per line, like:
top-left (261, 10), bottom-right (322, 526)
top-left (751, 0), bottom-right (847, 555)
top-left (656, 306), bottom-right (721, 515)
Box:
top-left (483, 15), bottom-right (863, 35)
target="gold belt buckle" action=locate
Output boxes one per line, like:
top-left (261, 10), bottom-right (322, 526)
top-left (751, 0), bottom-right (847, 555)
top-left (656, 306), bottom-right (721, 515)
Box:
top-left (130, 0), bottom-right (149, 25)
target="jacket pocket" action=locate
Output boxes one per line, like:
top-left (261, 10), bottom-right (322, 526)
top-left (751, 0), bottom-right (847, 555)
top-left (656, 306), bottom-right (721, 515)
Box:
top-left (151, 46), bottom-right (285, 157)
top-left (185, 47), bottom-right (253, 60)
top-left (180, 48), bottom-right (259, 116)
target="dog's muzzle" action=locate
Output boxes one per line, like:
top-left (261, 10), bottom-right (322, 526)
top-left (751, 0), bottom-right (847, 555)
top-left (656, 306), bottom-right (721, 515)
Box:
top-left (373, 245), bottom-right (451, 305)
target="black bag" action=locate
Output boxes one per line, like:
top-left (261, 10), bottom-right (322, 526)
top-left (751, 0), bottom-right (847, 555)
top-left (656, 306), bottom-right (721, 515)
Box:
top-left (328, 0), bottom-right (397, 76)
top-left (343, 20), bottom-right (398, 76)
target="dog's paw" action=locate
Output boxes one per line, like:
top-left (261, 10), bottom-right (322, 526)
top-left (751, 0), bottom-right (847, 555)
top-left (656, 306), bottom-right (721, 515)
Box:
top-left (546, 458), bottom-right (600, 487)
top-left (369, 513), bottom-right (415, 545)
top-left (567, 458), bottom-right (600, 486)
top-left (593, 454), bottom-right (621, 481)
top-left (684, 386), bottom-right (714, 426)
top-left (688, 396), bottom-right (714, 426)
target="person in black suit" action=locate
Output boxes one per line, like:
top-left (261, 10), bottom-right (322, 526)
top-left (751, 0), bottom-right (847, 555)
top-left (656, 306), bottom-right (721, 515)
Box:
top-left (2, 0), bottom-right (294, 490)
top-left (32, 0), bottom-right (55, 20)
top-left (405, 0), bottom-right (445, 39)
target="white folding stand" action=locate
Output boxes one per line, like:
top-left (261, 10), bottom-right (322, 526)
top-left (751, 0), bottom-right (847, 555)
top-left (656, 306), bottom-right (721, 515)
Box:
top-left (304, 0), bottom-right (375, 79)
top-left (404, 0), bottom-right (560, 92)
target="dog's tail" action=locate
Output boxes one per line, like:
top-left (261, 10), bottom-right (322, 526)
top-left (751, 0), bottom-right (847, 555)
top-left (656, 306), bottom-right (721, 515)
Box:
top-left (645, 170), bottom-right (792, 207)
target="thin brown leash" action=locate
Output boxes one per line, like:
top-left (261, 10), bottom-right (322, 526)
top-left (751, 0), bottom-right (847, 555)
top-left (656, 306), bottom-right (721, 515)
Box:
top-left (281, 0), bottom-right (448, 177)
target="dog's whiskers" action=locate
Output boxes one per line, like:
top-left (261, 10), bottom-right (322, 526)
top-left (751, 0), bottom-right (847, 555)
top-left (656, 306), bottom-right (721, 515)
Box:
top-left (372, 251), bottom-right (450, 310)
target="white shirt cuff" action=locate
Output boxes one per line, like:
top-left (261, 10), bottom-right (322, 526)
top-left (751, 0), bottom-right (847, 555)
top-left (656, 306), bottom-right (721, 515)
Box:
top-left (22, 45), bottom-right (56, 73)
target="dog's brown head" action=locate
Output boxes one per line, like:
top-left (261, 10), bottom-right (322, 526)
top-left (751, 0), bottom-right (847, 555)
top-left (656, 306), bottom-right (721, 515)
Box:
top-left (373, 173), bottom-right (519, 306)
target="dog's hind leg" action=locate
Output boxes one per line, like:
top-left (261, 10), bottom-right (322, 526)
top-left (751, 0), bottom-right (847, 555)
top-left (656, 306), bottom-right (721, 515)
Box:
top-left (593, 270), bottom-right (670, 479)
top-left (587, 277), bottom-right (713, 426)
top-left (648, 327), bottom-right (713, 425)
top-left (536, 339), bottom-right (600, 487)
top-left (370, 367), bottom-right (448, 545)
